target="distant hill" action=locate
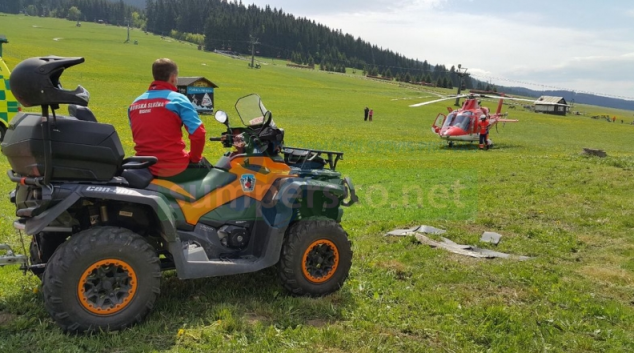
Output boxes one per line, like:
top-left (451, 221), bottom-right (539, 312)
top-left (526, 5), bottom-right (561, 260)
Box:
top-left (8, 0), bottom-right (632, 111)
top-left (107, 0), bottom-right (145, 9)
top-left (499, 86), bottom-right (634, 111)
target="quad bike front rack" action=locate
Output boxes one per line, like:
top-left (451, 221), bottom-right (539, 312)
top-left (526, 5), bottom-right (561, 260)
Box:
top-left (282, 147), bottom-right (344, 171)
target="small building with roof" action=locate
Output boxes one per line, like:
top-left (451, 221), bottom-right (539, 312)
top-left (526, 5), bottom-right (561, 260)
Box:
top-left (534, 96), bottom-right (568, 116)
top-left (177, 77), bottom-right (218, 115)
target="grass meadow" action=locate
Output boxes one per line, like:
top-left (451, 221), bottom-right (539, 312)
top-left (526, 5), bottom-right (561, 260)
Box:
top-left (1, 14), bottom-right (634, 352)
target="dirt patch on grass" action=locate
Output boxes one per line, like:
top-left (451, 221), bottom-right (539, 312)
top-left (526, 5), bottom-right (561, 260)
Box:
top-left (375, 260), bottom-right (411, 280)
top-left (573, 267), bottom-right (634, 303)
top-left (577, 234), bottom-right (603, 247)
top-left (452, 284), bottom-right (532, 307)
top-left (0, 313), bottom-right (17, 326)
top-left (578, 265), bottom-right (634, 287)
top-left (307, 319), bottom-right (328, 328)
top-left (379, 326), bottom-right (441, 347)
top-left (312, 346), bottom-right (346, 353)
top-left (579, 234), bottom-right (633, 251)
top-left (444, 253), bottom-right (483, 266)
top-left (244, 313), bottom-right (269, 325)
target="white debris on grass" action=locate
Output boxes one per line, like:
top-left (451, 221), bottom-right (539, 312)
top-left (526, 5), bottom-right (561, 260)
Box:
top-left (386, 226), bottom-right (531, 260)
top-left (385, 225), bottom-right (446, 237)
top-left (480, 231), bottom-right (502, 245)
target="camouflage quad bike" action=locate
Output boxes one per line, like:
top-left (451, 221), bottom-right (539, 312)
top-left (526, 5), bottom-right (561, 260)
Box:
top-left (0, 56), bottom-right (357, 333)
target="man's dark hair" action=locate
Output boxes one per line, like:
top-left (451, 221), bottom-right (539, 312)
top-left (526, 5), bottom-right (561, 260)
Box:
top-left (152, 58), bottom-right (178, 81)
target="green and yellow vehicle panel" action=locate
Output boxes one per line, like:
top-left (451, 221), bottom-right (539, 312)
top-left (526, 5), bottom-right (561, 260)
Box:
top-left (0, 57), bottom-right (20, 131)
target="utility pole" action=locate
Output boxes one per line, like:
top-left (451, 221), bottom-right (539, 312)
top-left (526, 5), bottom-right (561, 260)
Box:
top-left (249, 35), bottom-right (260, 69)
top-left (0, 35), bottom-right (8, 57)
top-left (124, 18), bottom-right (130, 43)
top-left (454, 64), bottom-right (470, 106)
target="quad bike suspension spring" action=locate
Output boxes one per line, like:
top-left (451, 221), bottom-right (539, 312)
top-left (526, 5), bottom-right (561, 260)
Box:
top-left (100, 205), bottom-right (108, 223)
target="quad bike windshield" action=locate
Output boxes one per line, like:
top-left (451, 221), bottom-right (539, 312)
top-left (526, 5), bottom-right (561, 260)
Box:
top-left (234, 94), bottom-right (273, 127)
top-left (213, 94), bottom-right (284, 162)
top-left (231, 94), bottom-right (282, 134)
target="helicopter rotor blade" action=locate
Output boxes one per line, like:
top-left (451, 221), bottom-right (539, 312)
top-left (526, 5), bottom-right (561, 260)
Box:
top-left (409, 94), bottom-right (469, 107)
top-left (477, 94), bottom-right (570, 107)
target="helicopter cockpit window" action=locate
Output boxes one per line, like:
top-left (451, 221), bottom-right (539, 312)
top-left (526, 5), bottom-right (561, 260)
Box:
top-left (444, 111), bottom-right (471, 131)
top-left (443, 112), bottom-right (458, 128)
top-left (453, 112), bottom-right (472, 131)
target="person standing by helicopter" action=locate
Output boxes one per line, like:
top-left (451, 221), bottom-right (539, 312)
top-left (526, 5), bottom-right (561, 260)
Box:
top-left (478, 115), bottom-right (489, 150)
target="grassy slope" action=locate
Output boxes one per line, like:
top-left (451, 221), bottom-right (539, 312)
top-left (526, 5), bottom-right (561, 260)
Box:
top-left (0, 15), bottom-right (633, 352)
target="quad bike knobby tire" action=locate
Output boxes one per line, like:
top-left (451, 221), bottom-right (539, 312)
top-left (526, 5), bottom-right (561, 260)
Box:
top-left (278, 220), bottom-right (352, 296)
top-left (0, 125), bottom-right (6, 142)
top-left (42, 227), bottom-right (161, 334)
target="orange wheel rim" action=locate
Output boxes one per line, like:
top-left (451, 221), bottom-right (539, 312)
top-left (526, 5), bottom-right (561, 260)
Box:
top-left (301, 239), bottom-right (339, 283)
top-left (77, 259), bottom-right (138, 315)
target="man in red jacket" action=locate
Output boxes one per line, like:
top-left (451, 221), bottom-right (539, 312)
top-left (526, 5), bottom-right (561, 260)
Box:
top-left (478, 115), bottom-right (489, 150)
top-left (129, 58), bottom-right (209, 180)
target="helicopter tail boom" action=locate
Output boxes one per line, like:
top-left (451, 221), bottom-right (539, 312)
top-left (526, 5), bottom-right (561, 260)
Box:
top-left (495, 94), bottom-right (505, 115)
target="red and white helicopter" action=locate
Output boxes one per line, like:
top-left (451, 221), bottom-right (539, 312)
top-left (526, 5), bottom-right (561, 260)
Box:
top-left (410, 92), bottom-right (524, 148)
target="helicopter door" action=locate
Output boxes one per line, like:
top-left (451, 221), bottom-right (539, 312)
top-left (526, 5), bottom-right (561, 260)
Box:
top-left (432, 113), bottom-right (445, 134)
top-left (471, 114), bottom-right (480, 135)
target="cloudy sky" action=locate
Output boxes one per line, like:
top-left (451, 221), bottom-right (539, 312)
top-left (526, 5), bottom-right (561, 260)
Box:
top-left (247, 0), bottom-right (634, 100)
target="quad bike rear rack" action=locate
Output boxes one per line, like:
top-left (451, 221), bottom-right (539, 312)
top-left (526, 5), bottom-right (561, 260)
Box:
top-left (282, 146), bottom-right (344, 171)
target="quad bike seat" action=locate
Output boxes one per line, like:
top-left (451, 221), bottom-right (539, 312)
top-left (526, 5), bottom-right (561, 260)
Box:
top-left (121, 168), bottom-right (154, 189)
top-left (173, 168), bottom-right (237, 200)
top-left (148, 168), bottom-right (237, 202)
top-left (68, 105), bottom-right (98, 122)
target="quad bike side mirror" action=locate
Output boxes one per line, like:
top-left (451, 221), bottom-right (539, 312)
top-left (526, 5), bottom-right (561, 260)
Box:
top-left (215, 110), bottom-right (228, 125)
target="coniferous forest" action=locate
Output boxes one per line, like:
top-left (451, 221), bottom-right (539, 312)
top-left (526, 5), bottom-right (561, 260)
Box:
top-left (145, 0), bottom-right (473, 88)
top-left (2, 0), bottom-right (484, 89)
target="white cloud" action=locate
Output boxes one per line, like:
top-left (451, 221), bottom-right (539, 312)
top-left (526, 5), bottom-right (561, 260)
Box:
top-left (309, 8), bottom-right (634, 98)
top-left (247, 1), bottom-right (634, 98)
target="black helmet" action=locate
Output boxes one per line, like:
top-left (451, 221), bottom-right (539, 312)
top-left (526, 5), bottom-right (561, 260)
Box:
top-left (9, 56), bottom-right (90, 107)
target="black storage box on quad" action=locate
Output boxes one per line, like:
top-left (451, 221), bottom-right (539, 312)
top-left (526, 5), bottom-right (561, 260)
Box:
top-left (1, 112), bottom-right (125, 181)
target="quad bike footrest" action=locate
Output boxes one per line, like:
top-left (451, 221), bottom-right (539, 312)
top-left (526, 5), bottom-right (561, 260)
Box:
top-left (0, 244), bottom-right (28, 266)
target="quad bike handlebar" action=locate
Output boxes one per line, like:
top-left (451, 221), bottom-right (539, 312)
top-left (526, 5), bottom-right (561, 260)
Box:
top-left (210, 129), bottom-right (262, 151)
top-left (208, 132), bottom-right (234, 148)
